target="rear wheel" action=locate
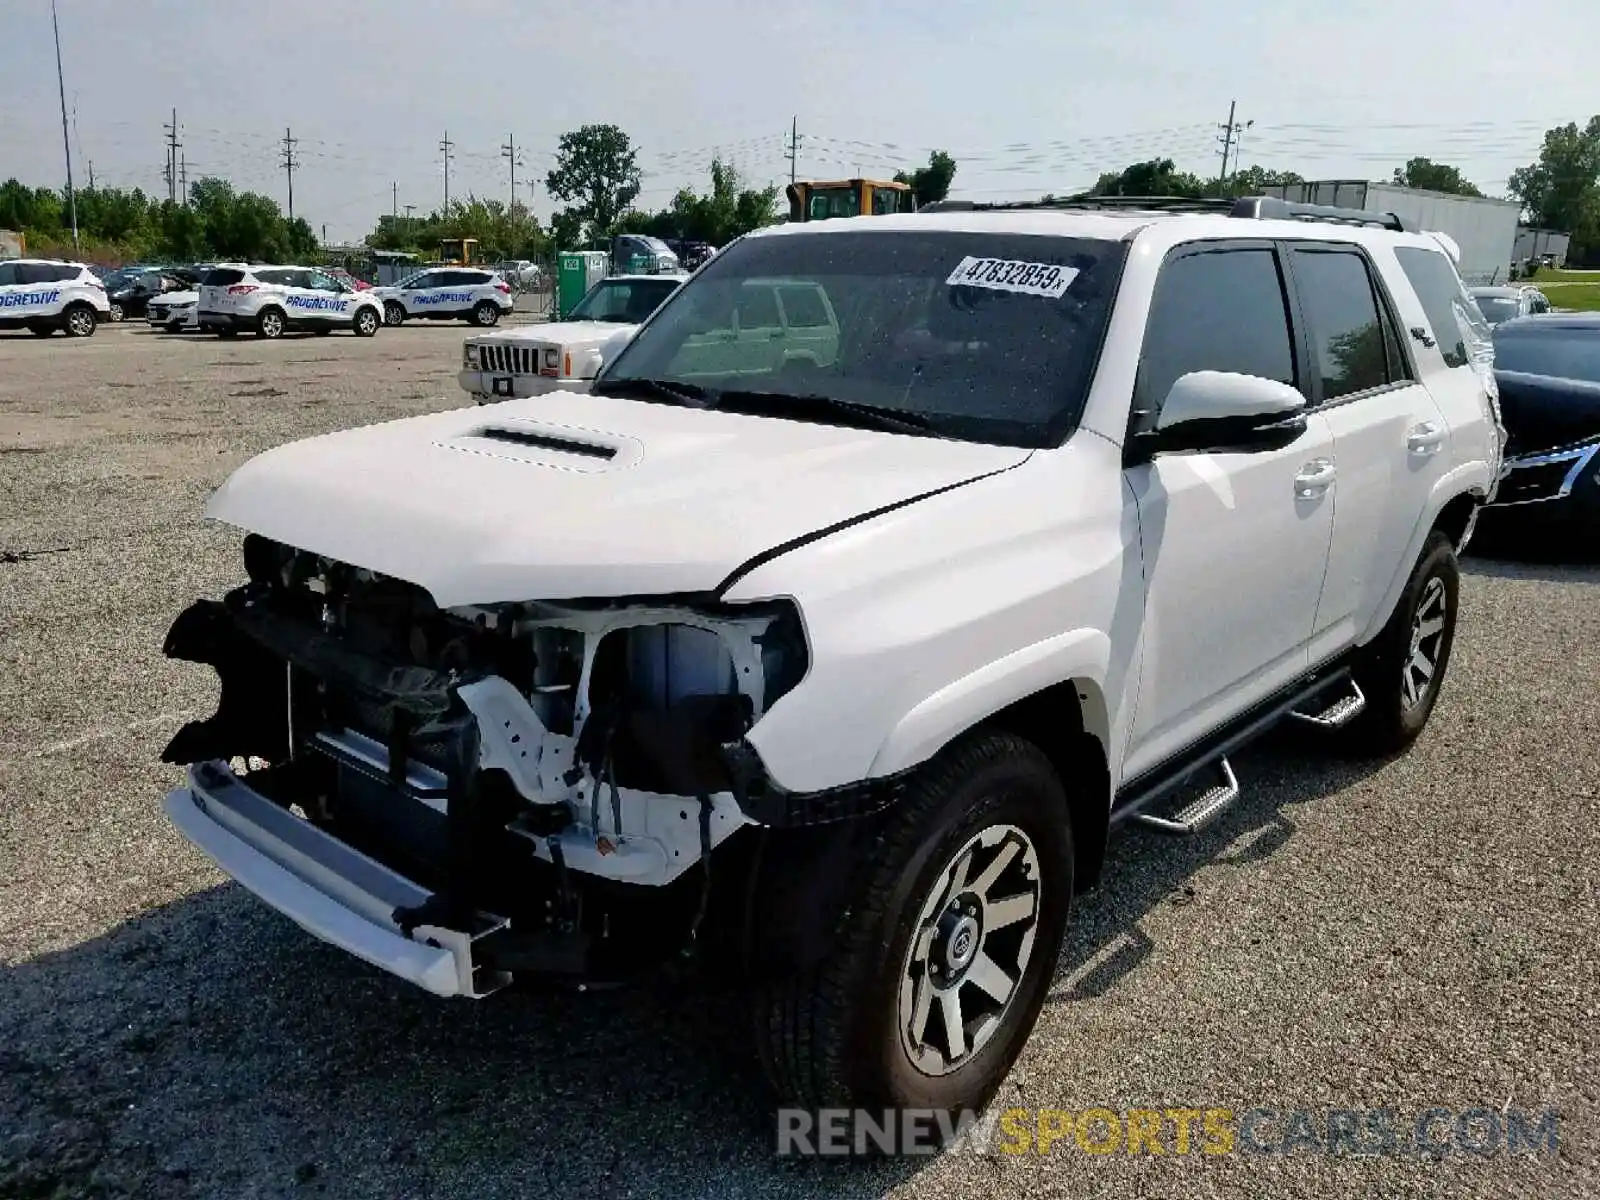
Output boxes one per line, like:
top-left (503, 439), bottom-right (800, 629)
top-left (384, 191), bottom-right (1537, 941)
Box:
top-left (62, 304), bottom-right (97, 337)
top-left (352, 306), bottom-right (380, 337)
top-left (256, 307), bottom-right (286, 339)
top-left (472, 301), bottom-right (500, 327)
top-left (383, 300), bottom-right (405, 327)
top-left (107, 302), bottom-right (124, 322)
top-left (754, 732), bottom-right (1073, 1123)
top-left (1341, 530), bottom-right (1460, 756)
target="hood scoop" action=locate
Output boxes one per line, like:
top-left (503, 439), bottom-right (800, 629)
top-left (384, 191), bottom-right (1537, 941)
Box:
top-left (436, 418), bottom-right (644, 474)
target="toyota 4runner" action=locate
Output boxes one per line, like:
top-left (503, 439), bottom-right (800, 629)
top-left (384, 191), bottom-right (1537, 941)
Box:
top-left (158, 195), bottom-right (1502, 1124)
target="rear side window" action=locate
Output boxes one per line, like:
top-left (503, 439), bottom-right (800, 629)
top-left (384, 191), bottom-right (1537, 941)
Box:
top-left (1395, 247), bottom-right (1474, 368)
top-left (16, 263), bottom-right (67, 284)
top-left (0, 263), bottom-right (17, 286)
top-left (203, 268), bottom-right (245, 286)
top-left (778, 285), bottom-right (831, 328)
top-left (736, 284), bottom-right (782, 330)
top-left (1291, 248), bottom-right (1410, 400)
top-left (254, 269), bottom-right (296, 286)
top-left (1136, 247), bottom-right (1297, 427)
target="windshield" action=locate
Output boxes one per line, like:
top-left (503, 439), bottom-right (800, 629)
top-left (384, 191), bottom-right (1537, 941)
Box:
top-left (1492, 327), bottom-right (1600, 384)
top-left (598, 229), bottom-right (1128, 447)
top-left (569, 278), bottom-right (682, 323)
top-left (1472, 294), bottom-right (1522, 324)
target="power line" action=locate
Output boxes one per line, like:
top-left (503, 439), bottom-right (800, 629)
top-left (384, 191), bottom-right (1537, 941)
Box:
top-left (280, 127), bottom-right (299, 220)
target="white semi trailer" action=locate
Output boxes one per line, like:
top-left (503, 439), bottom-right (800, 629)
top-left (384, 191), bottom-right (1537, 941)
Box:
top-left (1259, 181), bottom-right (1522, 284)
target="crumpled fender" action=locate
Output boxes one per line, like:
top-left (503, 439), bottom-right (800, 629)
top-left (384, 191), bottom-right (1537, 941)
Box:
top-left (866, 626), bottom-right (1111, 779)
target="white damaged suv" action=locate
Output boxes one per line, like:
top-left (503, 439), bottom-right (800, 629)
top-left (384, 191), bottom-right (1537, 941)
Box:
top-left (158, 197), bottom-right (1500, 1123)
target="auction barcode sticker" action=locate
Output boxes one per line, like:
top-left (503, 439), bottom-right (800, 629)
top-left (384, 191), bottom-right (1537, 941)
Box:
top-left (945, 256), bottom-right (1078, 298)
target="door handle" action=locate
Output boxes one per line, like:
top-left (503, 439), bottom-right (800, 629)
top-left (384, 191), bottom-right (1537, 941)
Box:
top-left (1294, 459), bottom-right (1336, 498)
top-left (1407, 422), bottom-right (1446, 456)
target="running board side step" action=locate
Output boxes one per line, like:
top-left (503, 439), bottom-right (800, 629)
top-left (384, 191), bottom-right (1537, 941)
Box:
top-left (1134, 758), bottom-right (1240, 836)
top-left (1289, 679), bottom-right (1366, 729)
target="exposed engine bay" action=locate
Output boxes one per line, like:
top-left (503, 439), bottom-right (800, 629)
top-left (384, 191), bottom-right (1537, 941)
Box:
top-left (161, 533), bottom-right (810, 981)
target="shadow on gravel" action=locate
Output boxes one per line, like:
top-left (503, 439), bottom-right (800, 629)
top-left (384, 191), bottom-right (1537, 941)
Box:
top-left (0, 731), bottom-right (1391, 1199)
top-left (1048, 726), bottom-right (1390, 1001)
top-left (0, 884), bottom-right (922, 1199)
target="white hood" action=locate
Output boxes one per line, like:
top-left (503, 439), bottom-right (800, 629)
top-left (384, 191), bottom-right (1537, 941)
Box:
top-left (470, 319), bottom-right (638, 347)
top-left (205, 391), bottom-right (1028, 605)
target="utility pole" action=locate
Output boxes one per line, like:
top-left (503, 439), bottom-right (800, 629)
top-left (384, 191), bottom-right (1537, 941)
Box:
top-left (51, 0), bottom-right (78, 250)
top-left (86, 160), bottom-right (94, 190)
top-left (392, 181), bottom-right (398, 218)
top-left (501, 133), bottom-right (523, 210)
top-left (1216, 99), bottom-right (1237, 186)
top-left (784, 116), bottom-right (803, 184)
top-left (164, 108), bottom-right (181, 204)
top-left (179, 153), bottom-right (187, 205)
top-left (280, 127), bottom-right (299, 220)
top-left (440, 130), bottom-right (454, 210)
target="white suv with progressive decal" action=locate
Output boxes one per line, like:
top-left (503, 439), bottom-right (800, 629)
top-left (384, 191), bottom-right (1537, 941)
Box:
top-left (198, 265), bottom-right (383, 339)
top-left (373, 267), bottom-right (515, 328)
top-left (458, 273), bottom-right (689, 403)
top-left (158, 196), bottom-right (1500, 1127)
top-left (0, 258), bottom-right (110, 337)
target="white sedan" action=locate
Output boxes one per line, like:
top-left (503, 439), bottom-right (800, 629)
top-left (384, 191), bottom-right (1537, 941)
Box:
top-left (148, 289), bottom-right (200, 332)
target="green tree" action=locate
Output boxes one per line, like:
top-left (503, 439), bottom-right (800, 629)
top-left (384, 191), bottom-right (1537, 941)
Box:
top-left (894, 150), bottom-right (958, 207)
top-left (1391, 156), bottom-right (1483, 197)
top-left (1507, 117), bottom-right (1600, 252)
top-left (1090, 158), bottom-right (1206, 198)
top-left (610, 159), bottom-right (778, 245)
top-left (1217, 165), bottom-right (1305, 196)
top-left (545, 123), bottom-right (642, 241)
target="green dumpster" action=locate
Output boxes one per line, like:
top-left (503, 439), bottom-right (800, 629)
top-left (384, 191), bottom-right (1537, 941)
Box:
top-left (556, 250), bottom-right (611, 320)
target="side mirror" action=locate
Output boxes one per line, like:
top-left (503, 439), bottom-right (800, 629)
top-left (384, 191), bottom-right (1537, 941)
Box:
top-left (1142, 370), bottom-right (1308, 457)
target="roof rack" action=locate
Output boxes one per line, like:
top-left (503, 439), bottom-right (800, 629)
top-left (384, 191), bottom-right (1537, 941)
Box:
top-left (918, 193), bottom-right (1413, 232)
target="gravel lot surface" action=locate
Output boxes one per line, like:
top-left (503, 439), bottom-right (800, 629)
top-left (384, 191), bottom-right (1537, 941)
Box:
top-left (2, 322), bottom-right (1597, 1199)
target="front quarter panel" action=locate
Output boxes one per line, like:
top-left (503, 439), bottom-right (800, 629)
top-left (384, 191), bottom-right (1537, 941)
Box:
top-left (726, 435), bottom-right (1135, 794)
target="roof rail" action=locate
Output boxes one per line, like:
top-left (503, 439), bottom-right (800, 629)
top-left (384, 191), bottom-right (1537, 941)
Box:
top-left (918, 192), bottom-right (1414, 232)
top-left (918, 194), bottom-right (1234, 216)
top-left (1228, 195), bottom-right (1412, 232)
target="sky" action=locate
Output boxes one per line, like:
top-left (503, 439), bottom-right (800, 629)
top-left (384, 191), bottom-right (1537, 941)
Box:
top-left (0, 0), bottom-right (1594, 244)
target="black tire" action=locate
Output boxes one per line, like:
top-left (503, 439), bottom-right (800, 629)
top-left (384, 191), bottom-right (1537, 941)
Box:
top-left (753, 731), bottom-right (1074, 1123)
top-left (352, 305), bottom-right (380, 338)
top-left (61, 304), bottom-right (98, 338)
top-left (383, 300), bottom-right (405, 327)
top-left (256, 307), bottom-right (286, 339)
top-left (1341, 529), bottom-right (1460, 756)
top-left (471, 300), bottom-right (500, 327)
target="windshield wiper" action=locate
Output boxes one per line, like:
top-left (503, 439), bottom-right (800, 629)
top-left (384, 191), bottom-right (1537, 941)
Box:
top-left (590, 377), bottom-right (710, 408)
top-left (705, 390), bottom-right (944, 437)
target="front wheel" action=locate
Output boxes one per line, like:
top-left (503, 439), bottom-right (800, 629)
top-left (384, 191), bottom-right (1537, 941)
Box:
top-left (1341, 529), bottom-right (1461, 756)
top-left (383, 301), bottom-right (405, 327)
top-left (753, 732), bottom-right (1073, 1122)
top-left (352, 306), bottom-right (380, 338)
top-left (471, 301), bottom-right (500, 327)
top-left (107, 303), bottom-right (124, 323)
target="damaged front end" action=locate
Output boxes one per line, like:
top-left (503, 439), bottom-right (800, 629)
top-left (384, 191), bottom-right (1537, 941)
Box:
top-left (161, 534), bottom-right (821, 996)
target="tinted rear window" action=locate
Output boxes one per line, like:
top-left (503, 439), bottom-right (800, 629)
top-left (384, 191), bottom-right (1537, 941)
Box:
top-left (203, 268), bottom-right (245, 286)
top-left (1492, 327), bottom-right (1600, 384)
